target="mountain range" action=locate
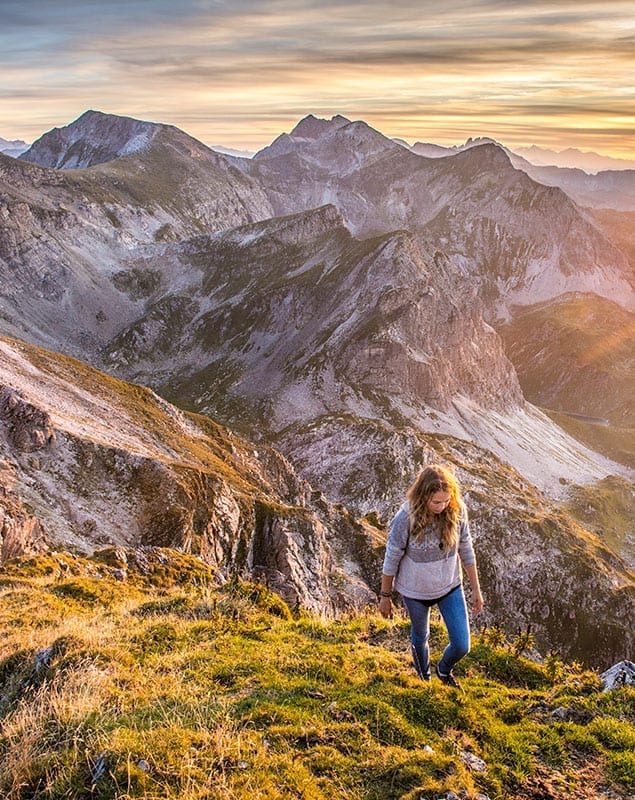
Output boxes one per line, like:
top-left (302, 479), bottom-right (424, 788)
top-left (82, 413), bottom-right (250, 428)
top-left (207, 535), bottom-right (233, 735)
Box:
top-left (398, 136), bottom-right (635, 174)
top-left (396, 133), bottom-right (635, 211)
top-left (1, 109), bottom-right (633, 663)
top-left (0, 136), bottom-right (29, 159)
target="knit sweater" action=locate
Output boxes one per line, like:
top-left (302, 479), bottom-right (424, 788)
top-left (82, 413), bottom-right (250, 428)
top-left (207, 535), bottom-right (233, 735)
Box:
top-left (382, 501), bottom-right (476, 600)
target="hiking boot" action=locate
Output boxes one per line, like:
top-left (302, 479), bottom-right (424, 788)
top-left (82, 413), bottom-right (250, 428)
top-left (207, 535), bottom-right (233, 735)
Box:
top-left (435, 664), bottom-right (462, 690)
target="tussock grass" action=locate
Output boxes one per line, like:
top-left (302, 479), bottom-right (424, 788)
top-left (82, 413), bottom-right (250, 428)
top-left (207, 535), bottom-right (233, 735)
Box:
top-left (1, 550), bottom-right (633, 799)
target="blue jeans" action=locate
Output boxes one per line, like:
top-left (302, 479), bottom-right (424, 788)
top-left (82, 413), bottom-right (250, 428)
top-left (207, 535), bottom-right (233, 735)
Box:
top-left (402, 584), bottom-right (470, 679)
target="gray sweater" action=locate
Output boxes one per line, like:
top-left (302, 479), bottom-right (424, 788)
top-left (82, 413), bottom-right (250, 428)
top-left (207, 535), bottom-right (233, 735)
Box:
top-left (382, 500), bottom-right (476, 600)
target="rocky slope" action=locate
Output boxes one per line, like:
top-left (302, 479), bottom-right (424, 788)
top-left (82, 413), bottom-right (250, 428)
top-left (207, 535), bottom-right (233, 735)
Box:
top-left (0, 333), bottom-right (381, 613)
top-left (1, 334), bottom-right (634, 664)
top-left (19, 110), bottom-right (162, 169)
top-left (101, 204), bottom-right (626, 497)
top-left (271, 412), bottom-right (635, 665)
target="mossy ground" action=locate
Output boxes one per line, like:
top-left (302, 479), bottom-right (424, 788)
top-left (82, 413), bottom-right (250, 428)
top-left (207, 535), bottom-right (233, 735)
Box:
top-left (0, 550), bottom-right (633, 800)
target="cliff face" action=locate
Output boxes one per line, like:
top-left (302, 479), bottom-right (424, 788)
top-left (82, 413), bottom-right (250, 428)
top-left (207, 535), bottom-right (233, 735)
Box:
top-left (105, 205), bottom-right (523, 417)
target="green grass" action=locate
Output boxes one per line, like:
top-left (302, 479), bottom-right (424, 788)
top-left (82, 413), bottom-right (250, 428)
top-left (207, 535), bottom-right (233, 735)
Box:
top-left (0, 549), bottom-right (633, 799)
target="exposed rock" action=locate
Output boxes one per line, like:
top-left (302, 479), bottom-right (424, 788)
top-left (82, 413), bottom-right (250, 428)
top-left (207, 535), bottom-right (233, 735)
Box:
top-left (0, 386), bottom-right (56, 451)
top-left (102, 205), bottom-right (624, 495)
top-left (0, 111), bottom-right (274, 357)
top-left (459, 750), bottom-right (487, 773)
top-left (0, 459), bottom-right (48, 561)
top-left (247, 118), bottom-right (633, 315)
top-left (89, 753), bottom-right (109, 785)
top-left (20, 110), bottom-right (161, 169)
top-left (600, 660), bottom-right (635, 691)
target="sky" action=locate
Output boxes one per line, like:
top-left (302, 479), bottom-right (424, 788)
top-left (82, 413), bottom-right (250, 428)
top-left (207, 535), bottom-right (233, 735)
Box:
top-left (1, 0), bottom-right (634, 157)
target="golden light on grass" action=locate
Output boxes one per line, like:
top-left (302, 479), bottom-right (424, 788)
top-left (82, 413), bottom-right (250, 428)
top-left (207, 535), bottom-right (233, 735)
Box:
top-left (0, 550), bottom-right (633, 798)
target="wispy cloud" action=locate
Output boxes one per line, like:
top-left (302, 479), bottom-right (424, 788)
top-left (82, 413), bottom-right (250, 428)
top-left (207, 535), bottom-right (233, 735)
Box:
top-left (2, 0), bottom-right (633, 156)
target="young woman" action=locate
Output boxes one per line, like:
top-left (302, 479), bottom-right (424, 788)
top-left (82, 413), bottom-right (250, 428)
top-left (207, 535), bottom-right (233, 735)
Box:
top-left (379, 464), bottom-right (484, 688)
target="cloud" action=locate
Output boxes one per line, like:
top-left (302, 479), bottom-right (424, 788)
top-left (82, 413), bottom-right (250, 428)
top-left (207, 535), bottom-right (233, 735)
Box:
top-left (1, 0), bottom-right (633, 156)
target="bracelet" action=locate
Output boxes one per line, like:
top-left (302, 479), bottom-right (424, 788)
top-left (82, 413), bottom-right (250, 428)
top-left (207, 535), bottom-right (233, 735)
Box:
top-left (379, 591), bottom-right (392, 598)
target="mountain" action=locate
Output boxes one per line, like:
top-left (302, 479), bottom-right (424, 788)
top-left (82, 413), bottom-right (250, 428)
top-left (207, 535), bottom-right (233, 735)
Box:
top-left (16, 111), bottom-right (272, 235)
top-left (1, 332), bottom-right (633, 664)
top-left (401, 136), bottom-right (500, 159)
top-left (515, 144), bottom-right (635, 174)
top-left (397, 136), bottom-right (635, 212)
top-left (1, 111), bottom-right (634, 664)
top-left (498, 293), bottom-right (635, 430)
top-left (403, 138), bottom-right (635, 175)
top-left (497, 293), bottom-right (635, 480)
top-left (0, 112), bottom-right (273, 356)
top-left (515, 163), bottom-right (635, 212)
top-left (99, 205), bottom-right (628, 501)
top-left (3, 112), bottom-right (631, 493)
top-left (0, 136), bottom-right (29, 158)
top-left (254, 113), bottom-right (351, 160)
top-left (246, 118), bottom-right (633, 318)
top-left (19, 110), bottom-right (163, 169)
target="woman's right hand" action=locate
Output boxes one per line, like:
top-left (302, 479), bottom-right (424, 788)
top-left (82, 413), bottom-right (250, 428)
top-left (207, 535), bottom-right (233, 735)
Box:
top-left (378, 596), bottom-right (393, 618)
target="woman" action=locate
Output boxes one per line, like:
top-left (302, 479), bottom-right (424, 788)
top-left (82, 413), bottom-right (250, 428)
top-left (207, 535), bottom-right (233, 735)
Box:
top-left (379, 464), bottom-right (484, 688)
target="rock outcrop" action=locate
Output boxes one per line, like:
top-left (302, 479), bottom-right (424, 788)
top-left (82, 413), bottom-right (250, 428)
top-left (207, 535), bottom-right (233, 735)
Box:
top-left (0, 334), bottom-right (379, 613)
top-left (600, 660), bottom-right (635, 690)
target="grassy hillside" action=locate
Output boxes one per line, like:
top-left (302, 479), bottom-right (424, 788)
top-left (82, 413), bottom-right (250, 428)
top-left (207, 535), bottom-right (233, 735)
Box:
top-left (543, 408), bottom-right (633, 470)
top-left (591, 210), bottom-right (635, 272)
top-left (498, 294), bottom-right (635, 431)
top-left (1, 550), bottom-right (633, 800)
top-left (564, 475), bottom-right (635, 570)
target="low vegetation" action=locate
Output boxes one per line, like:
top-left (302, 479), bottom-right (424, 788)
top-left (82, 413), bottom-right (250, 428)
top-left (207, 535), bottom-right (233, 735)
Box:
top-left (0, 549), bottom-right (633, 800)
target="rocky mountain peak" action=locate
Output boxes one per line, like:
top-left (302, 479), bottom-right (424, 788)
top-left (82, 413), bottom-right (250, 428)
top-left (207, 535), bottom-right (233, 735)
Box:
top-left (448, 141), bottom-right (514, 171)
top-left (254, 114), bottom-right (353, 160)
top-left (289, 113), bottom-right (351, 140)
top-left (19, 109), bottom-right (163, 169)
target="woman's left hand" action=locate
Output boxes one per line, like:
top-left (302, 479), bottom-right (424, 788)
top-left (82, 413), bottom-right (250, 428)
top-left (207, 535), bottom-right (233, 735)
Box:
top-left (472, 592), bottom-right (484, 616)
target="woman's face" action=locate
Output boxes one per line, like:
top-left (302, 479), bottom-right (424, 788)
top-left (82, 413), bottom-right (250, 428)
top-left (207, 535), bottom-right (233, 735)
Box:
top-left (427, 489), bottom-right (451, 514)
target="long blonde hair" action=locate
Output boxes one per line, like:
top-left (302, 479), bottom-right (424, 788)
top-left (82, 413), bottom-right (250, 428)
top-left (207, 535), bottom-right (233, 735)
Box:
top-left (406, 464), bottom-right (462, 550)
